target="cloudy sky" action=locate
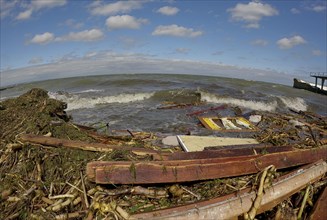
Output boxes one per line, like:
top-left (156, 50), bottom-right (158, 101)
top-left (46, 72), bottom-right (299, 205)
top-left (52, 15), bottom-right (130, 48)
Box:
top-left (0, 0), bottom-right (326, 86)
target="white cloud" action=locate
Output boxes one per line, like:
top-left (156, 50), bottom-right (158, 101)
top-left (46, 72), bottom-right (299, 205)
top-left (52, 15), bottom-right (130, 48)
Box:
top-left (30, 32), bottom-right (55, 44)
top-left (56, 29), bottom-right (104, 42)
top-left (276, 35), bottom-right (306, 49)
top-left (152, 24), bottom-right (203, 37)
top-left (31, 0), bottom-right (66, 10)
top-left (30, 29), bottom-right (104, 44)
top-left (90, 1), bottom-right (142, 16)
top-left (16, 9), bottom-right (33, 20)
top-left (290, 8), bottom-right (300, 14)
top-left (106, 15), bottom-right (148, 30)
top-left (312, 5), bottom-right (326, 12)
top-left (227, 1), bottom-right (278, 28)
top-left (1, 0), bottom-right (19, 19)
top-left (15, 0), bottom-right (67, 20)
top-left (312, 50), bottom-right (323, 56)
top-left (251, 39), bottom-right (268, 46)
top-left (157, 6), bottom-right (179, 16)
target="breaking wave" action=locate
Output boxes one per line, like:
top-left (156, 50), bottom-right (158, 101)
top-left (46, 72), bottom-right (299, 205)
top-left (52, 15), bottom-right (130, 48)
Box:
top-left (48, 92), bottom-right (154, 110)
top-left (277, 96), bottom-right (307, 112)
top-left (200, 91), bottom-right (308, 112)
top-left (200, 91), bottom-right (277, 112)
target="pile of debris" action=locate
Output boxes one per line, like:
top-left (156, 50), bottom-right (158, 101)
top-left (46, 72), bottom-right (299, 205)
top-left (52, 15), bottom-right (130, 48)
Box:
top-left (0, 88), bottom-right (326, 220)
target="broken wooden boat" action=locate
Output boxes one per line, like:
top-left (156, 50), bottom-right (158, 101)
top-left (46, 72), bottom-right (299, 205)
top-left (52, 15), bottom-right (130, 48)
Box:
top-left (87, 145), bottom-right (327, 184)
top-left (129, 160), bottom-right (327, 220)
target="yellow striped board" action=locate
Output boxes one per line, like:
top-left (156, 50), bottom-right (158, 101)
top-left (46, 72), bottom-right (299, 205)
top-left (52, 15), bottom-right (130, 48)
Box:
top-left (198, 116), bottom-right (257, 132)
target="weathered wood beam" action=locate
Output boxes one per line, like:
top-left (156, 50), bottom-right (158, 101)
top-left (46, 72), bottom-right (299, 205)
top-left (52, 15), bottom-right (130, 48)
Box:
top-left (130, 160), bottom-right (327, 220)
top-left (309, 186), bottom-right (327, 220)
top-left (19, 134), bottom-right (161, 157)
top-left (87, 146), bottom-right (327, 184)
top-left (167, 144), bottom-right (293, 160)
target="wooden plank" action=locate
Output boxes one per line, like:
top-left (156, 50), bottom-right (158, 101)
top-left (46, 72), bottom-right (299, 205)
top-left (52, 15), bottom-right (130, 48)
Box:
top-left (309, 186), bottom-right (327, 220)
top-left (166, 145), bottom-right (293, 160)
top-left (177, 135), bottom-right (259, 152)
top-left (130, 161), bottom-right (327, 220)
top-left (87, 146), bottom-right (327, 184)
top-left (19, 134), bottom-right (162, 158)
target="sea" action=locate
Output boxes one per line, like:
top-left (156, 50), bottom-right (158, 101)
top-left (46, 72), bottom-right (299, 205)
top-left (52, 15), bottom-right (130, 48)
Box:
top-left (1, 74), bottom-right (326, 135)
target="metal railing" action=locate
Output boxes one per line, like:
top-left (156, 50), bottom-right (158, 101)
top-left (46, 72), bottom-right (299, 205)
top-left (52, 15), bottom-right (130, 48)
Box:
top-left (310, 72), bottom-right (327, 77)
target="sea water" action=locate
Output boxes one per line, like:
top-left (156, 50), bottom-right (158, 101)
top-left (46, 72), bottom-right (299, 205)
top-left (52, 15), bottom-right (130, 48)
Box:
top-left (1, 74), bottom-right (326, 134)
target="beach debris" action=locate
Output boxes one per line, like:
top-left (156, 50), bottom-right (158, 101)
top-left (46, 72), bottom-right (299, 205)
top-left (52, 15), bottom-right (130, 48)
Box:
top-left (249, 115), bottom-right (262, 124)
top-left (18, 134), bottom-right (162, 158)
top-left (162, 136), bottom-right (179, 146)
top-left (176, 135), bottom-right (259, 152)
top-left (86, 146), bottom-right (327, 184)
top-left (221, 117), bottom-right (241, 130)
top-left (1, 88), bottom-right (327, 219)
top-left (157, 103), bottom-right (194, 109)
top-left (130, 160), bottom-right (327, 220)
top-left (198, 116), bottom-right (257, 131)
top-left (309, 185), bottom-right (327, 220)
top-left (186, 105), bottom-right (226, 116)
top-left (166, 144), bottom-right (293, 160)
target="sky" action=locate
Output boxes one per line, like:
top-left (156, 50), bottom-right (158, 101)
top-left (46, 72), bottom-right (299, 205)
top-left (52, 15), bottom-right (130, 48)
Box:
top-left (0, 0), bottom-right (326, 87)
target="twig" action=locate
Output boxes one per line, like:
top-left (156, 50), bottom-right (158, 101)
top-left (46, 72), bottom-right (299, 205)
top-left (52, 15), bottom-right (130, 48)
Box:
top-left (244, 165), bottom-right (276, 220)
top-left (297, 185), bottom-right (312, 219)
top-left (65, 181), bottom-right (83, 194)
top-left (23, 184), bottom-right (37, 197)
top-left (80, 171), bottom-right (89, 208)
top-left (54, 211), bottom-right (86, 220)
top-left (225, 183), bottom-right (239, 191)
top-left (52, 192), bottom-right (79, 212)
top-left (181, 186), bottom-right (201, 200)
top-left (49, 194), bottom-right (75, 199)
top-left (127, 129), bottom-right (135, 137)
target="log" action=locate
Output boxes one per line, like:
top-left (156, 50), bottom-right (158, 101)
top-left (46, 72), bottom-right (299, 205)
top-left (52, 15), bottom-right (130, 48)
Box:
top-left (87, 146), bottom-right (327, 184)
top-left (19, 134), bottom-right (162, 158)
top-left (130, 160), bottom-right (327, 220)
top-left (309, 186), bottom-right (327, 220)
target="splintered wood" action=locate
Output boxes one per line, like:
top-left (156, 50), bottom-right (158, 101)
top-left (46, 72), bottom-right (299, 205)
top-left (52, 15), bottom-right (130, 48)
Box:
top-left (87, 146), bottom-right (327, 184)
top-left (130, 161), bottom-right (327, 220)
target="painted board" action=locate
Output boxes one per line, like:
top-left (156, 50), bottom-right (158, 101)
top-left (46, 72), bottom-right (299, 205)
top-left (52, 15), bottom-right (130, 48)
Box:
top-left (177, 135), bottom-right (259, 152)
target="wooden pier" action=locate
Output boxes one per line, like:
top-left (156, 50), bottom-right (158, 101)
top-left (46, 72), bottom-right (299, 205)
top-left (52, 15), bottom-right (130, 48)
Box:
top-left (310, 72), bottom-right (327, 90)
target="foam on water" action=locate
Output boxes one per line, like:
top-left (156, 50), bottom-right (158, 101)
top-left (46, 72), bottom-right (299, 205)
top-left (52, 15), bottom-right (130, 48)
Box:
top-left (200, 91), bottom-right (278, 112)
top-left (75, 89), bottom-right (104, 94)
top-left (49, 92), bottom-right (154, 110)
top-left (277, 96), bottom-right (308, 112)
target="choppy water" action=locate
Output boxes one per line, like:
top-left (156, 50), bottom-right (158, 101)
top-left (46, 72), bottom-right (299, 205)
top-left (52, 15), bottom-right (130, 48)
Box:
top-left (1, 74), bottom-right (326, 134)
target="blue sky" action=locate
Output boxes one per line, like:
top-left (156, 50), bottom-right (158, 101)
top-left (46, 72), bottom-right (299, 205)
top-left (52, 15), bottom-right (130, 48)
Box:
top-left (0, 0), bottom-right (326, 86)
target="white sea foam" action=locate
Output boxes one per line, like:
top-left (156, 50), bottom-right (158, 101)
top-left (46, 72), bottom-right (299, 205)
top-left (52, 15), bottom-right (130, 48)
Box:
top-left (277, 96), bottom-right (307, 112)
top-left (200, 92), bottom-right (278, 112)
top-left (75, 89), bottom-right (104, 94)
top-left (49, 92), bottom-right (154, 110)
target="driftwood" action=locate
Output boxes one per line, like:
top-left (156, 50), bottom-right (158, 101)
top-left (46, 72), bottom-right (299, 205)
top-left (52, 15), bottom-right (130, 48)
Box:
top-left (309, 186), bottom-right (327, 220)
top-left (167, 144), bottom-right (293, 160)
top-left (130, 160), bottom-right (327, 220)
top-left (87, 146), bottom-right (327, 184)
top-left (19, 134), bottom-right (162, 158)
top-left (186, 105), bottom-right (226, 116)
